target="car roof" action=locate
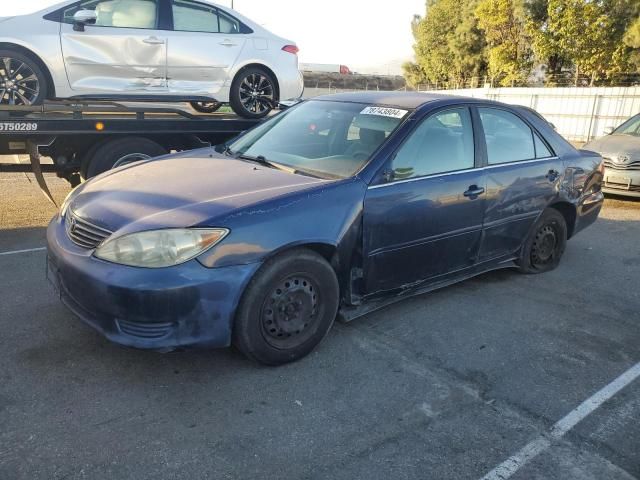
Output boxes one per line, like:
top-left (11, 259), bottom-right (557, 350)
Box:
top-left (309, 91), bottom-right (475, 109)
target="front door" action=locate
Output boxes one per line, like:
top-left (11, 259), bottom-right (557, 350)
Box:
top-left (476, 107), bottom-right (565, 261)
top-left (166, 0), bottom-right (247, 95)
top-left (363, 107), bottom-right (486, 295)
top-left (60, 0), bottom-right (167, 93)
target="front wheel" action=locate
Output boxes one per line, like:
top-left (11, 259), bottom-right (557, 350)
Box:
top-left (229, 67), bottom-right (277, 119)
top-left (0, 50), bottom-right (47, 106)
top-left (518, 208), bottom-right (568, 274)
top-left (233, 249), bottom-right (339, 365)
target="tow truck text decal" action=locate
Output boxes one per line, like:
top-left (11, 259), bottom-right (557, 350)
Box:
top-left (0, 122), bottom-right (38, 132)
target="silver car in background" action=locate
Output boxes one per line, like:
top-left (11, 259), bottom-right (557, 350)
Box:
top-left (584, 114), bottom-right (640, 198)
top-left (0, 0), bottom-right (304, 118)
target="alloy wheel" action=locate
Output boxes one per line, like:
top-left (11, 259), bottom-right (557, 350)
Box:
top-left (239, 73), bottom-right (274, 115)
top-left (0, 57), bottom-right (40, 106)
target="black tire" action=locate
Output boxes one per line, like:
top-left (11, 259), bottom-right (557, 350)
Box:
top-left (190, 101), bottom-right (223, 114)
top-left (229, 67), bottom-right (277, 119)
top-left (84, 137), bottom-right (167, 179)
top-left (233, 249), bottom-right (340, 366)
top-left (0, 49), bottom-right (48, 106)
top-left (518, 208), bottom-right (568, 274)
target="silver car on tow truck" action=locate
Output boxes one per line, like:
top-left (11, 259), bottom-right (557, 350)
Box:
top-left (584, 114), bottom-right (640, 198)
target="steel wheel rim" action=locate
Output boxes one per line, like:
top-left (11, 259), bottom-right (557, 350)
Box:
top-left (260, 275), bottom-right (320, 349)
top-left (239, 73), bottom-right (274, 114)
top-left (0, 57), bottom-right (40, 106)
top-left (112, 153), bottom-right (152, 169)
top-left (531, 224), bottom-right (557, 266)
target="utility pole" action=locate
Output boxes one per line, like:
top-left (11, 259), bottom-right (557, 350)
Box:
top-left (231, 0), bottom-right (234, 8)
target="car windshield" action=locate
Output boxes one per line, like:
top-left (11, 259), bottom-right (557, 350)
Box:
top-left (228, 100), bottom-right (409, 179)
top-left (615, 115), bottom-right (640, 136)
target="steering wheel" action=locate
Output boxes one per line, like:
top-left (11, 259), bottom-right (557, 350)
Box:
top-left (352, 150), bottom-right (370, 161)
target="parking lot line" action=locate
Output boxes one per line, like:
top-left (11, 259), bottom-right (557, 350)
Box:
top-left (0, 247), bottom-right (46, 257)
top-left (479, 361), bottom-right (640, 480)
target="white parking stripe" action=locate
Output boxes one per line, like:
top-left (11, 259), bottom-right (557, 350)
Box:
top-left (0, 247), bottom-right (46, 257)
top-left (480, 361), bottom-right (640, 480)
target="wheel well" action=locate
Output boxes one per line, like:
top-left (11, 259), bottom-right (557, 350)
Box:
top-left (234, 63), bottom-right (280, 100)
top-left (0, 43), bottom-right (56, 98)
top-left (549, 202), bottom-right (577, 238)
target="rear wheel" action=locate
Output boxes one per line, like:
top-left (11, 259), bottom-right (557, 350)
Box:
top-left (233, 249), bottom-right (339, 365)
top-left (229, 67), bottom-right (277, 119)
top-left (190, 101), bottom-right (223, 114)
top-left (518, 208), bottom-right (567, 274)
top-left (0, 50), bottom-right (47, 106)
top-left (83, 137), bottom-right (167, 179)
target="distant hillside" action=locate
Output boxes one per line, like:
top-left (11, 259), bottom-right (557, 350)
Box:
top-left (303, 72), bottom-right (407, 91)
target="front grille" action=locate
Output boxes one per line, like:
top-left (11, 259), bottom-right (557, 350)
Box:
top-left (117, 319), bottom-right (174, 339)
top-left (603, 157), bottom-right (640, 171)
top-left (65, 210), bottom-right (113, 249)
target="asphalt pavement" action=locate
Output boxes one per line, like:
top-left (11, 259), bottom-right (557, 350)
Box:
top-left (1, 167), bottom-right (639, 480)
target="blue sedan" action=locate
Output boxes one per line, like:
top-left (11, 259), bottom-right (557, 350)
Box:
top-left (47, 92), bottom-right (605, 365)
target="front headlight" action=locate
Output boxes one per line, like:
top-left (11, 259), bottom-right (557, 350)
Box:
top-left (94, 228), bottom-right (229, 268)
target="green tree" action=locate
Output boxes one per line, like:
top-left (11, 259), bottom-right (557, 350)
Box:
top-left (526, 0), bottom-right (570, 77)
top-left (403, 0), bottom-right (486, 88)
top-left (530, 0), bottom-right (636, 85)
top-left (475, 0), bottom-right (533, 86)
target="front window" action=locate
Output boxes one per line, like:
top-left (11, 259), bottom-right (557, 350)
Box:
top-left (63, 0), bottom-right (159, 29)
top-left (615, 115), bottom-right (640, 136)
top-left (228, 101), bottom-right (409, 179)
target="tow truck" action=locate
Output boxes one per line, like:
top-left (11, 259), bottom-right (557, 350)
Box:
top-left (0, 96), bottom-right (263, 205)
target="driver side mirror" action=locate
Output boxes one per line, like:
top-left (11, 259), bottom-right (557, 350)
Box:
top-left (73, 9), bottom-right (97, 32)
top-left (604, 126), bottom-right (615, 135)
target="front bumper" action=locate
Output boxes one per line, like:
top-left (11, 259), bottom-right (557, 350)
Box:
top-left (46, 215), bottom-right (260, 351)
top-left (602, 168), bottom-right (640, 198)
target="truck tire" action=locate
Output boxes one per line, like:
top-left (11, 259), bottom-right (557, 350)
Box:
top-left (84, 137), bottom-right (167, 179)
top-left (190, 101), bottom-right (223, 114)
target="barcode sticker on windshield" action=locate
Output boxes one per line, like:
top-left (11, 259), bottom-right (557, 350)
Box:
top-left (360, 106), bottom-right (408, 119)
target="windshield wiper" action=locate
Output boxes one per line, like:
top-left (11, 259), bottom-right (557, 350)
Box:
top-left (237, 154), bottom-right (298, 174)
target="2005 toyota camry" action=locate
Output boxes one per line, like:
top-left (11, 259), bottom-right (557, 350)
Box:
top-left (47, 92), bottom-right (605, 365)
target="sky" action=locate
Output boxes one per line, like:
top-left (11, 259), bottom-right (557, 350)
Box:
top-left (3, 0), bottom-right (424, 74)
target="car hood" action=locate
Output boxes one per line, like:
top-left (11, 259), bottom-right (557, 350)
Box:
top-left (584, 134), bottom-right (640, 159)
top-left (0, 16), bottom-right (15, 23)
top-left (70, 154), bottom-right (328, 235)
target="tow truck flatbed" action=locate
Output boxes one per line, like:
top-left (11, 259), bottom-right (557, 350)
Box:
top-left (0, 100), bottom-right (263, 205)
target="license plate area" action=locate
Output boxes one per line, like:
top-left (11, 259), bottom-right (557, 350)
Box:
top-left (605, 175), bottom-right (632, 189)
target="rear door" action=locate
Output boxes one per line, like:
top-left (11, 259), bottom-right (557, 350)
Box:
top-left (166, 0), bottom-right (247, 95)
top-left (363, 107), bottom-right (487, 295)
top-left (60, 0), bottom-right (167, 93)
top-left (476, 107), bottom-right (564, 261)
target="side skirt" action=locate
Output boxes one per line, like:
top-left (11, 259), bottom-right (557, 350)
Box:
top-left (337, 256), bottom-right (518, 323)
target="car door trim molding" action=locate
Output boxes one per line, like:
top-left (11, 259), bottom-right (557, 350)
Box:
top-left (368, 157), bottom-right (560, 190)
top-left (484, 156), bottom-right (559, 170)
top-left (368, 166), bottom-right (479, 190)
top-left (368, 223), bottom-right (483, 258)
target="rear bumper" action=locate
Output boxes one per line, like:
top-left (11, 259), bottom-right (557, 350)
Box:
top-left (47, 215), bottom-right (260, 351)
top-left (573, 191), bottom-right (604, 237)
top-left (280, 69), bottom-right (305, 101)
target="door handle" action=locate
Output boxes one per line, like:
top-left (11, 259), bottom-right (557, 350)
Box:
top-left (143, 37), bottom-right (165, 45)
top-left (546, 169), bottom-right (560, 182)
top-left (219, 39), bottom-right (238, 47)
top-left (463, 185), bottom-right (485, 198)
